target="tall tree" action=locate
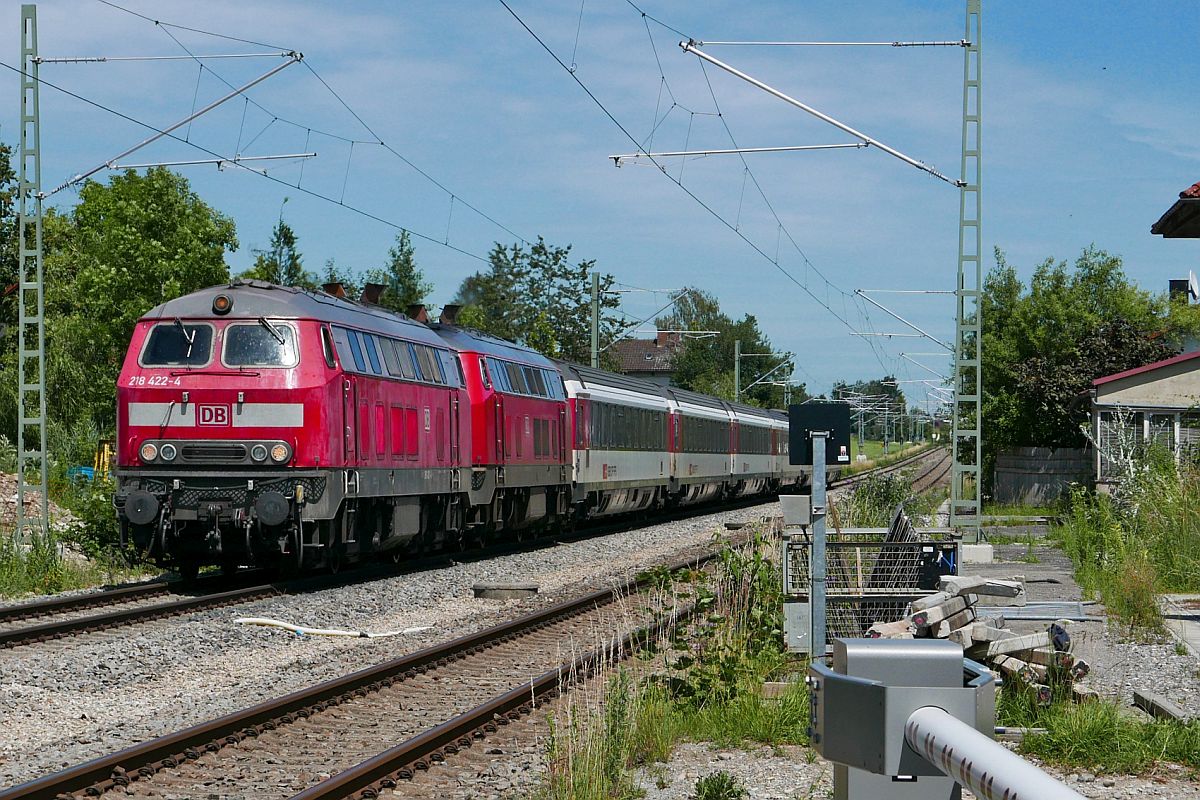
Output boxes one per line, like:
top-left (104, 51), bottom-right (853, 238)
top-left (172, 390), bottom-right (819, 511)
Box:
top-left (0, 167), bottom-right (237, 434)
top-left (366, 231), bottom-right (431, 313)
top-left (657, 287), bottom-right (798, 408)
top-left (242, 218), bottom-right (313, 288)
top-left (320, 258), bottom-right (361, 299)
top-left (452, 237), bottom-right (620, 363)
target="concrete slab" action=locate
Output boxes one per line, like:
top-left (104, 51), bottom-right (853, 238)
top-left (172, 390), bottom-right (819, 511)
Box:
top-left (472, 582), bottom-right (539, 600)
top-left (1160, 594), bottom-right (1200, 658)
top-left (961, 543), bottom-right (994, 564)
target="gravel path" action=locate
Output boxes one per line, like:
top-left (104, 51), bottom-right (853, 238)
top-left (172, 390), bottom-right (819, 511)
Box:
top-left (983, 526), bottom-right (1200, 717)
top-left (631, 743), bottom-right (1200, 800)
top-left (0, 501), bottom-right (775, 790)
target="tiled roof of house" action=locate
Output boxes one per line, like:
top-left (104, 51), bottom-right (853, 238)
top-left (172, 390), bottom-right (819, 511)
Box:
top-left (1151, 181), bottom-right (1200, 237)
top-left (610, 335), bottom-right (679, 373)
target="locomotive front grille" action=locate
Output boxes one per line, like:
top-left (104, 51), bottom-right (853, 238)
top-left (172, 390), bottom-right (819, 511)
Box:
top-left (132, 477), bottom-right (327, 507)
top-left (181, 443), bottom-right (247, 463)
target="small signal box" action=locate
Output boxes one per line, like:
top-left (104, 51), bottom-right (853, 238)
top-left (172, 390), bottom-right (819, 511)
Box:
top-left (788, 402), bottom-right (852, 466)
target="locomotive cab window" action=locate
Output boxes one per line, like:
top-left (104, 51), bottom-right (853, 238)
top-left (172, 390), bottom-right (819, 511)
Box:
top-left (223, 321), bottom-right (299, 367)
top-left (140, 321), bottom-right (213, 367)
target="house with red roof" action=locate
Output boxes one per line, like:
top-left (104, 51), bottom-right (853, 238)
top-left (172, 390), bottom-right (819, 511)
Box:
top-left (609, 330), bottom-right (682, 387)
top-left (1091, 350), bottom-right (1200, 485)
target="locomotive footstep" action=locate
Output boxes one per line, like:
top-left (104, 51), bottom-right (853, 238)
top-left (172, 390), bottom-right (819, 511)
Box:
top-left (472, 582), bottom-right (540, 600)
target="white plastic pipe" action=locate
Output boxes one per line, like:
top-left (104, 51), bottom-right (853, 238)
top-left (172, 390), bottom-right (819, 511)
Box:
top-left (905, 706), bottom-right (1087, 800)
top-left (235, 617), bottom-right (433, 639)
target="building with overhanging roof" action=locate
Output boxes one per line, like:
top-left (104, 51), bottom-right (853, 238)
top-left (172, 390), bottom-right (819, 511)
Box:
top-left (609, 330), bottom-right (681, 387)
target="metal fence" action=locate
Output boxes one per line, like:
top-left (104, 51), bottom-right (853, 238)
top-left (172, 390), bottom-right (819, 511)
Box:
top-left (784, 507), bottom-right (957, 640)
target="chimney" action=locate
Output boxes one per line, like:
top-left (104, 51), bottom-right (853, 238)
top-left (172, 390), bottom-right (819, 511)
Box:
top-left (440, 304), bottom-right (463, 325)
top-left (322, 282), bottom-right (347, 298)
top-left (406, 304), bottom-right (429, 323)
top-left (657, 329), bottom-right (680, 348)
top-left (360, 282), bottom-right (386, 306)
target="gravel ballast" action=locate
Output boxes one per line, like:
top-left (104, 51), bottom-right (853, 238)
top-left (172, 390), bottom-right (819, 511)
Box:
top-left (0, 501), bottom-right (776, 789)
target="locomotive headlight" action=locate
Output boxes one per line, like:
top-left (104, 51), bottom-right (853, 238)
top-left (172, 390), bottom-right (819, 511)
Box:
top-left (139, 442), bottom-right (158, 462)
top-left (250, 444), bottom-right (269, 462)
top-left (270, 443), bottom-right (291, 463)
top-left (159, 443), bottom-right (178, 462)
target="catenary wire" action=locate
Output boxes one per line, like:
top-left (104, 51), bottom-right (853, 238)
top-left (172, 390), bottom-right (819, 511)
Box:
top-left (0, 58), bottom-right (487, 266)
top-left (499, 0), bottom-right (906, 383)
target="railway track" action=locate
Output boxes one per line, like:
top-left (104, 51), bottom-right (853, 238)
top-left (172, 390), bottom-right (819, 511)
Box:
top-left (0, 446), bottom-right (944, 651)
top-left (0, 552), bottom-right (701, 800)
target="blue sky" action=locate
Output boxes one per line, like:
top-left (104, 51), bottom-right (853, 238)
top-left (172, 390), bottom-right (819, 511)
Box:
top-left (5, 1), bottom-right (1199, 409)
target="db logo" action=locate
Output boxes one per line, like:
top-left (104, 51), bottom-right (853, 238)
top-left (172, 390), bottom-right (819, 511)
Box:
top-left (198, 404), bottom-right (230, 426)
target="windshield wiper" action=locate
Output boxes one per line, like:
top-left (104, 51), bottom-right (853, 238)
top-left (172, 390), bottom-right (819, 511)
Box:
top-left (173, 317), bottom-right (196, 359)
top-left (258, 316), bottom-right (286, 345)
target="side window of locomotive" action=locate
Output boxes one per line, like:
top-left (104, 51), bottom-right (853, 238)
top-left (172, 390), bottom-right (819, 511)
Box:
top-left (526, 367), bottom-right (547, 397)
top-left (489, 358), bottom-right (511, 393)
top-left (381, 338), bottom-right (402, 377)
top-left (321, 326), bottom-right (337, 369)
top-left (362, 334), bottom-right (383, 375)
top-left (332, 326), bottom-right (366, 372)
top-left (506, 363), bottom-right (529, 394)
top-left (223, 321), bottom-right (299, 367)
top-left (438, 351), bottom-right (460, 387)
top-left (395, 341), bottom-right (417, 380)
top-left (414, 345), bottom-right (444, 385)
top-left (140, 322), bottom-right (213, 367)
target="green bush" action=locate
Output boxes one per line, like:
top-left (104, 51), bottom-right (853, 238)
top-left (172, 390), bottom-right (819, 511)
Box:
top-left (55, 474), bottom-right (122, 559)
top-left (692, 771), bottom-right (748, 800)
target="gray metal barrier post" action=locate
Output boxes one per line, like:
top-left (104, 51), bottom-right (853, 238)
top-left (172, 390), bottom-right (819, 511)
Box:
top-left (810, 429), bottom-right (827, 656)
top-left (809, 638), bottom-right (1087, 800)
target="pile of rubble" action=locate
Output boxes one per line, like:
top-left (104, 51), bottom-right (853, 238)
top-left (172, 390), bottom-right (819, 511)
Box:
top-left (0, 472), bottom-right (79, 532)
top-left (867, 574), bottom-right (1095, 705)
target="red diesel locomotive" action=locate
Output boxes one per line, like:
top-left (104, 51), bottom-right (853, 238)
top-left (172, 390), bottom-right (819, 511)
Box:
top-left (115, 280), bottom-right (801, 576)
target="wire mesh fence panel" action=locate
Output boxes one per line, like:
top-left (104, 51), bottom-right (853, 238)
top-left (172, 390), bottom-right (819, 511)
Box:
top-left (783, 508), bottom-right (957, 643)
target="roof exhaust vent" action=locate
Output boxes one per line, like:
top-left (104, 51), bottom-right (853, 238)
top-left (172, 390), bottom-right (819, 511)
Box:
top-left (440, 304), bottom-right (463, 325)
top-left (406, 304), bottom-right (429, 323)
top-left (322, 282), bottom-right (347, 298)
top-left (360, 282), bottom-right (386, 306)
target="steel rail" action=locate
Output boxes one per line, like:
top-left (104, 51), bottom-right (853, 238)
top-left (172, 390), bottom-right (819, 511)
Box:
top-left (0, 583), bottom-right (282, 649)
top-left (0, 580), bottom-right (172, 624)
top-left (291, 605), bottom-right (683, 800)
top-left (0, 550), bottom-right (714, 800)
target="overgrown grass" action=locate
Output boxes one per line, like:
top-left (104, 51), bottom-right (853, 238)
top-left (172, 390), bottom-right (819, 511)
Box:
top-left (838, 441), bottom-right (932, 477)
top-left (832, 471), bottom-right (947, 528)
top-left (1000, 689), bottom-right (1200, 774)
top-left (1052, 456), bottom-right (1200, 634)
top-left (0, 532), bottom-right (141, 597)
top-left (534, 527), bottom-right (808, 799)
top-left (982, 501), bottom-right (1056, 519)
top-left (832, 473), bottom-right (912, 528)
